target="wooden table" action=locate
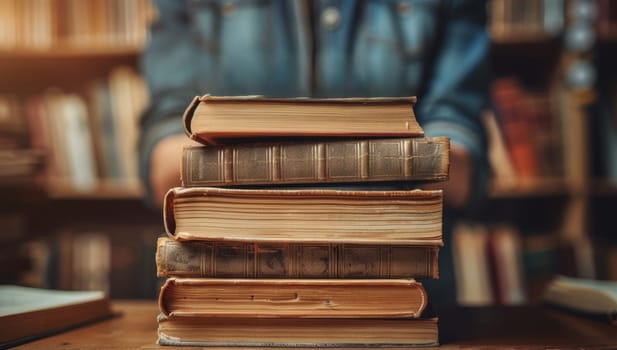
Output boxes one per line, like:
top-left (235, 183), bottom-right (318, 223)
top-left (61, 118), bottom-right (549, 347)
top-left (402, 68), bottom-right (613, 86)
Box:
top-left (13, 301), bottom-right (617, 349)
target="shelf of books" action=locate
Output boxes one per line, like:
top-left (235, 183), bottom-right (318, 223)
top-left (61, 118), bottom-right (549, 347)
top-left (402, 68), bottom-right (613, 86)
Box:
top-left (0, 0), bottom-right (156, 296)
top-left (0, 0), bottom-right (153, 52)
top-left (0, 0), bottom-right (152, 199)
top-left (0, 66), bottom-right (149, 199)
top-left (452, 221), bottom-right (599, 305)
top-left (481, 0), bottom-right (617, 305)
top-left (488, 0), bottom-right (563, 44)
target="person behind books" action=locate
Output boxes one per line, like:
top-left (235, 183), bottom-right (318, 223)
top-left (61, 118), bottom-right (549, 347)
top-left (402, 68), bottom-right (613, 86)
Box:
top-left (138, 0), bottom-right (490, 305)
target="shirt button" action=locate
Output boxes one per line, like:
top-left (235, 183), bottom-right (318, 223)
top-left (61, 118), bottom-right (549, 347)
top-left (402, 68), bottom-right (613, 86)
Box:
top-left (321, 7), bottom-right (341, 29)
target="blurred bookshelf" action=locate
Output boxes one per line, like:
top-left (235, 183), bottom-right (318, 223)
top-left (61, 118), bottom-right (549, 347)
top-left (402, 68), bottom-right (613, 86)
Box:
top-left (463, 0), bottom-right (617, 307)
top-left (0, 0), bottom-right (158, 299)
top-left (489, 177), bottom-right (573, 198)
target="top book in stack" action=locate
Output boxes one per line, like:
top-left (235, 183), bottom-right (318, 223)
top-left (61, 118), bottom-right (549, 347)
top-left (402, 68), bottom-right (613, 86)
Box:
top-left (182, 95), bottom-right (423, 145)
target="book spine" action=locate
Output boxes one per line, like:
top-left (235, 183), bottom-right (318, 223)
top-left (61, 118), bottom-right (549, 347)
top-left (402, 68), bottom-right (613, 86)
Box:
top-left (181, 137), bottom-right (449, 186)
top-left (156, 237), bottom-right (439, 279)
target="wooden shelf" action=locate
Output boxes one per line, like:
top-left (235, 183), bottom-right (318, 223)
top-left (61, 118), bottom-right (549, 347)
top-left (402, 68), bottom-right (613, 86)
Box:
top-left (0, 45), bottom-right (143, 59)
top-left (45, 181), bottom-right (143, 200)
top-left (489, 178), bottom-right (572, 198)
top-left (491, 32), bottom-right (558, 46)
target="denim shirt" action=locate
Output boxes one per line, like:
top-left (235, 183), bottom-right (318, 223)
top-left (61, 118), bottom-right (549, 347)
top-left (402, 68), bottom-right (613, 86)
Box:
top-left (139, 0), bottom-right (490, 206)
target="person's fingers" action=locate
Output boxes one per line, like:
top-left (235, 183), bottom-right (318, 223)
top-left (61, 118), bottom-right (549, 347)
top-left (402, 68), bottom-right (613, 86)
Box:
top-left (419, 145), bottom-right (471, 208)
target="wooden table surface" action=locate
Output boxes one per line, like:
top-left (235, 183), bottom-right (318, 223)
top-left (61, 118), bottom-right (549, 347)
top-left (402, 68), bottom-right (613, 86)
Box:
top-left (12, 301), bottom-right (617, 349)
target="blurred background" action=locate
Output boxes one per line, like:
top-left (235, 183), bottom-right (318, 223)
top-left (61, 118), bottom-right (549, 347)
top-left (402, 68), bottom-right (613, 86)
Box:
top-left (0, 0), bottom-right (615, 304)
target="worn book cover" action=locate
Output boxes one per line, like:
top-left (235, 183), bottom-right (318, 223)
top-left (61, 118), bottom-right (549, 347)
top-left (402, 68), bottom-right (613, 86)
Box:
top-left (158, 277), bottom-right (427, 318)
top-left (182, 95), bottom-right (423, 145)
top-left (163, 187), bottom-right (443, 246)
top-left (181, 137), bottom-right (449, 187)
top-left (0, 286), bottom-right (113, 348)
top-left (157, 314), bottom-right (439, 347)
top-left (156, 237), bottom-right (439, 279)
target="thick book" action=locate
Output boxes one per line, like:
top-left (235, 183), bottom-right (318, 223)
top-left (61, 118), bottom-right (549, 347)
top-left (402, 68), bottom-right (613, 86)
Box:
top-left (0, 285), bottom-right (113, 348)
top-left (156, 237), bottom-right (439, 279)
top-left (164, 187), bottom-right (443, 246)
top-left (158, 314), bottom-right (438, 347)
top-left (181, 137), bottom-right (449, 187)
top-left (182, 95), bottom-right (423, 145)
top-left (158, 277), bottom-right (427, 318)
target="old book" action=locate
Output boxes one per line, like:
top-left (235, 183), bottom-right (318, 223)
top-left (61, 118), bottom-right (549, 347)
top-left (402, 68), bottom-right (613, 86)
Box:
top-left (159, 277), bottom-right (427, 318)
top-left (181, 137), bottom-right (449, 187)
top-left (0, 285), bottom-right (113, 348)
top-left (164, 187), bottom-right (443, 246)
top-left (158, 314), bottom-right (438, 347)
top-left (542, 275), bottom-right (617, 324)
top-left (156, 237), bottom-right (439, 279)
top-left (182, 95), bottom-right (423, 145)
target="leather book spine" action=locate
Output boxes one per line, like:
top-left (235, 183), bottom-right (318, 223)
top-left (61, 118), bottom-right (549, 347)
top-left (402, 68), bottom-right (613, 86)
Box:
top-left (156, 237), bottom-right (439, 279)
top-left (181, 137), bottom-right (449, 186)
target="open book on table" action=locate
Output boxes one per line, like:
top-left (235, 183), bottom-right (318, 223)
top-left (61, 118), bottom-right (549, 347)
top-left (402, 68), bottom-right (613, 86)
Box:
top-left (0, 285), bottom-right (113, 347)
top-left (542, 275), bottom-right (617, 324)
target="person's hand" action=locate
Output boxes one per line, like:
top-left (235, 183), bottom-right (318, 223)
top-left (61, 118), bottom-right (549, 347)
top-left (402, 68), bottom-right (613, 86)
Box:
top-left (422, 144), bottom-right (471, 209)
top-left (150, 134), bottom-right (199, 206)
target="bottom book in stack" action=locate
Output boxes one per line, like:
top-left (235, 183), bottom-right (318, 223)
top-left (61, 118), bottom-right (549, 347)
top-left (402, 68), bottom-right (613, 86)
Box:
top-left (158, 315), bottom-right (438, 347)
top-left (157, 278), bottom-right (438, 347)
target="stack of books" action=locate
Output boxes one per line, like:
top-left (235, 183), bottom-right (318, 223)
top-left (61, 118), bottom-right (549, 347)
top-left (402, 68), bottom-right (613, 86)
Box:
top-left (155, 95), bottom-right (449, 347)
